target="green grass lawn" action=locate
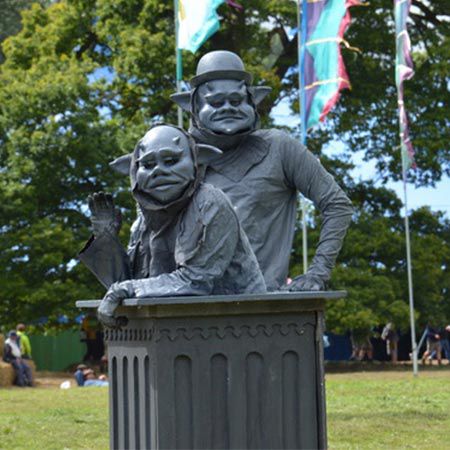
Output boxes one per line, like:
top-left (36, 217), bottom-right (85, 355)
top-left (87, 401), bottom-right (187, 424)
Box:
top-left (327, 370), bottom-right (450, 449)
top-left (0, 386), bottom-right (109, 449)
top-left (0, 370), bottom-right (449, 449)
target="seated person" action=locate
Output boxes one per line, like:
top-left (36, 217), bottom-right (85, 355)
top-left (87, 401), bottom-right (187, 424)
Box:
top-left (74, 364), bottom-right (87, 386)
top-left (74, 364), bottom-right (108, 387)
top-left (16, 323), bottom-right (32, 360)
top-left (3, 330), bottom-right (33, 387)
top-left (80, 124), bottom-right (266, 327)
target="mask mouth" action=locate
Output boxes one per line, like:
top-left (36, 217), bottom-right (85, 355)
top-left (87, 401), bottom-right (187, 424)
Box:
top-left (153, 182), bottom-right (179, 190)
top-left (213, 112), bottom-right (247, 121)
top-left (141, 177), bottom-right (183, 192)
top-left (214, 115), bottom-right (244, 121)
top-left (149, 179), bottom-right (180, 188)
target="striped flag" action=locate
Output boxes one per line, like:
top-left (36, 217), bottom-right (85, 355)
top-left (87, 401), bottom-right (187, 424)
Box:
top-left (300, 0), bottom-right (360, 132)
top-left (394, 0), bottom-right (415, 172)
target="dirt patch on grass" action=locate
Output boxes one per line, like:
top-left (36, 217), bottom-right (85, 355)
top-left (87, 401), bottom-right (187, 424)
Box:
top-left (34, 371), bottom-right (73, 388)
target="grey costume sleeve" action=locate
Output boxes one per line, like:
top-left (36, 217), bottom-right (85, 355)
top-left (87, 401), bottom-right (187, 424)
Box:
top-left (129, 190), bottom-right (240, 297)
top-left (281, 135), bottom-right (353, 281)
top-left (79, 232), bottom-right (132, 289)
top-left (126, 212), bottom-right (150, 279)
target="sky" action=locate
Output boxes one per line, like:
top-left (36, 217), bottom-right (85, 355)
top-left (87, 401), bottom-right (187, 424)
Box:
top-left (271, 98), bottom-right (450, 216)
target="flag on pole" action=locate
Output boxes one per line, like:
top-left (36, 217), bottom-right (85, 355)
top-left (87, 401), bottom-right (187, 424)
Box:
top-left (395, 0), bottom-right (415, 172)
top-left (300, 0), bottom-right (360, 131)
top-left (177, 0), bottom-right (225, 53)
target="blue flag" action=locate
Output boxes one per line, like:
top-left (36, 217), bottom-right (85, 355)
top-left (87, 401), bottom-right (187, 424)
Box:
top-left (177, 0), bottom-right (225, 53)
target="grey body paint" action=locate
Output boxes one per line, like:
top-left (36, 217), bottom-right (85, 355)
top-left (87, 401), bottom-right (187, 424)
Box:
top-left (80, 124), bottom-right (266, 327)
top-left (171, 50), bottom-right (353, 291)
top-left (195, 127), bottom-right (353, 291)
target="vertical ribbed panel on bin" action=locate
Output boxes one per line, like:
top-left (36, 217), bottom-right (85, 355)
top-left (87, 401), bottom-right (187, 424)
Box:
top-left (105, 304), bottom-right (325, 450)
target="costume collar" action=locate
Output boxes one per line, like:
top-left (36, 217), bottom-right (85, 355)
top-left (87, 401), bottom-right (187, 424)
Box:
top-left (200, 131), bottom-right (270, 183)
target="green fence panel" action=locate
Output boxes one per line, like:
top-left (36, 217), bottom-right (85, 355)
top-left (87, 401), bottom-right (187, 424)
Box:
top-left (29, 330), bottom-right (85, 372)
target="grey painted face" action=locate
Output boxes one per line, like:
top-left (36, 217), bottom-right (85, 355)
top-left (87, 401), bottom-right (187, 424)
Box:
top-left (196, 79), bottom-right (255, 135)
top-left (136, 127), bottom-right (195, 204)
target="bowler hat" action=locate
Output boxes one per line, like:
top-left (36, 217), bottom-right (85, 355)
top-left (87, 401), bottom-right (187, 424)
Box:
top-left (190, 50), bottom-right (253, 87)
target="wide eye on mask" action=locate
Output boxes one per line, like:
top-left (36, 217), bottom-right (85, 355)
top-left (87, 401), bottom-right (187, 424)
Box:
top-left (142, 161), bottom-right (156, 170)
top-left (208, 99), bottom-right (224, 108)
top-left (163, 156), bottom-right (180, 166)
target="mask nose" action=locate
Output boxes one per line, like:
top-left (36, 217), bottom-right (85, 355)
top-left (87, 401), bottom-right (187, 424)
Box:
top-left (223, 100), bottom-right (238, 111)
top-left (152, 164), bottom-right (169, 177)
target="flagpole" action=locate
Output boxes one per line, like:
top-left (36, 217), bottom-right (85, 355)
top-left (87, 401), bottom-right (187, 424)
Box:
top-left (401, 152), bottom-right (418, 376)
top-left (298, 0), bottom-right (308, 273)
top-left (395, 0), bottom-right (418, 377)
top-left (174, 0), bottom-right (183, 127)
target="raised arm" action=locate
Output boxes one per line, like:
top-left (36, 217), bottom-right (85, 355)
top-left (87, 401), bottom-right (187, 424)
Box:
top-left (79, 192), bottom-right (131, 288)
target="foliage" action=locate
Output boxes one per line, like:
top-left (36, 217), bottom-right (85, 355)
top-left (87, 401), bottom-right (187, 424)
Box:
top-left (0, 0), bottom-right (50, 63)
top-left (0, 0), bottom-right (448, 330)
top-left (291, 185), bottom-right (450, 332)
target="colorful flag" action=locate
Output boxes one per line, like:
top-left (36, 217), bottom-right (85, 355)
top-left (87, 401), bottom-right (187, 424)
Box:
top-left (177, 0), bottom-right (225, 53)
top-left (226, 0), bottom-right (243, 10)
top-left (394, 0), bottom-right (415, 172)
top-left (300, 0), bottom-right (360, 132)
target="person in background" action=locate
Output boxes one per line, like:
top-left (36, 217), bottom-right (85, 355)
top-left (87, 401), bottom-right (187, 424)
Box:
top-left (3, 330), bottom-right (33, 387)
top-left (422, 323), bottom-right (442, 365)
top-left (99, 352), bottom-right (108, 374)
top-left (381, 322), bottom-right (399, 363)
top-left (74, 364), bottom-right (108, 387)
top-left (440, 325), bottom-right (450, 361)
top-left (16, 323), bottom-right (32, 360)
top-left (350, 328), bottom-right (373, 362)
top-left (80, 313), bottom-right (100, 362)
top-left (74, 363), bottom-right (88, 386)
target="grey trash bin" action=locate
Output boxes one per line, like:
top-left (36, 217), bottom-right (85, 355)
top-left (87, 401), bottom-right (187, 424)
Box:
top-left (77, 291), bottom-right (345, 450)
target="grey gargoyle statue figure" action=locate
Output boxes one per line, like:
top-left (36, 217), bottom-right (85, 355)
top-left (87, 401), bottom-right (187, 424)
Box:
top-left (170, 50), bottom-right (354, 291)
top-left (79, 124), bottom-right (266, 327)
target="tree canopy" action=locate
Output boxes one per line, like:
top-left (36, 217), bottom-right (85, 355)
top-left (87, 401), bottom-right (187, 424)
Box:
top-left (0, 0), bottom-right (448, 331)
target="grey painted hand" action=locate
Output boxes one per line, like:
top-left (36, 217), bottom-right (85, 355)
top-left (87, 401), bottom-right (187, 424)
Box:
top-left (97, 281), bottom-right (135, 328)
top-left (282, 274), bottom-right (326, 292)
top-left (88, 192), bottom-right (122, 237)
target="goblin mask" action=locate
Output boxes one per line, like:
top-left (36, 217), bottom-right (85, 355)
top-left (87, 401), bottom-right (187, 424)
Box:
top-left (136, 127), bottom-right (195, 204)
top-left (195, 79), bottom-right (256, 135)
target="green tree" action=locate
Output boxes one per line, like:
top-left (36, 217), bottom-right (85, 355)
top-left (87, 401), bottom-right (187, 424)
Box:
top-left (0, 0), bottom-right (51, 63)
top-left (291, 184), bottom-right (450, 333)
top-left (0, 0), bottom-right (448, 329)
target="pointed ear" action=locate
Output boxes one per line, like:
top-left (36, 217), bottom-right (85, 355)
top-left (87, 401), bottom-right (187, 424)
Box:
top-left (170, 92), bottom-right (192, 112)
top-left (196, 144), bottom-right (222, 165)
top-left (251, 86), bottom-right (272, 105)
top-left (109, 154), bottom-right (132, 175)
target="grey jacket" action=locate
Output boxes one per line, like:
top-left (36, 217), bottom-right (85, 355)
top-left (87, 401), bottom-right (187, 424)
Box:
top-left (79, 183), bottom-right (266, 296)
top-left (199, 128), bottom-right (353, 290)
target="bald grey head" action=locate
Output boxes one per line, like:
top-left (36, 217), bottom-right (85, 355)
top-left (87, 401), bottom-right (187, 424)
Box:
top-left (138, 125), bottom-right (190, 158)
top-left (132, 125), bottom-right (222, 204)
top-left (136, 126), bottom-right (195, 204)
top-left (110, 124), bottom-right (223, 177)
